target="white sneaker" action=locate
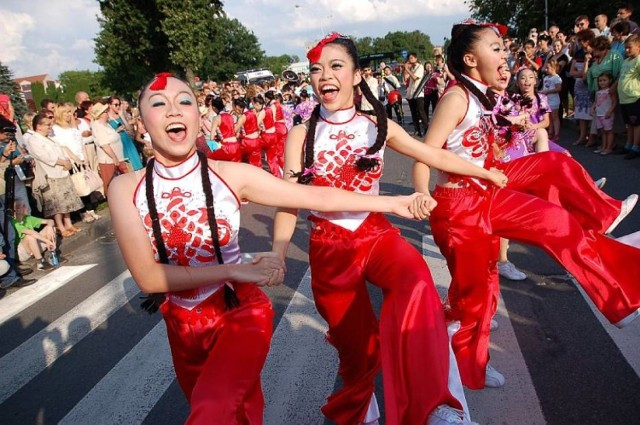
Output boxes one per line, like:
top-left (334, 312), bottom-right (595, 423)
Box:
top-left (428, 405), bottom-right (478, 424)
top-left (606, 194), bottom-right (638, 234)
top-left (490, 318), bottom-right (499, 332)
top-left (485, 364), bottom-right (505, 388)
top-left (595, 177), bottom-right (607, 189)
top-left (614, 308), bottom-right (640, 329)
top-left (497, 261), bottom-right (527, 281)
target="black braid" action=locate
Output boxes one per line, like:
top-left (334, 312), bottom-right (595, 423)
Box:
top-left (356, 78), bottom-right (387, 171)
top-left (198, 150), bottom-right (240, 309)
top-left (447, 63), bottom-right (496, 111)
top-left (141, 152), bottom-right (240, 313)
top-left (293, 104), bottom-right (321, 185)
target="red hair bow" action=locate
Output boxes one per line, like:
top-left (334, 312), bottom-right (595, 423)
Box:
top-left (459, 19), bottom-right (508, 36)
top-left (149, 72), bottom-right (174, 90)
top-left (307, 32), bottom-right (348, 63)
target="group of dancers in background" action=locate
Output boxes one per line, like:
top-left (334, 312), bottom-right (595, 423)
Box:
top-left (109, 20), bottom-right (640, 425)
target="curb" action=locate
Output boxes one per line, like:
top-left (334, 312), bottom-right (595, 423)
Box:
top-left (58, 208), bottom-right (113, 255)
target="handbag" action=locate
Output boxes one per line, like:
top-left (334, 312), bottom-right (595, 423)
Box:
top-left (82, 165), bottom-right (103, 193)
top-left (70, 163), bottom-right (91, 196)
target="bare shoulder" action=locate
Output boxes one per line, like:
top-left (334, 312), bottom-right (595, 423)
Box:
top-left (108, 169), bottom-right (144, 202)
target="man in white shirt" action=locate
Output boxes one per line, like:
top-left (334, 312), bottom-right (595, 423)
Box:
top-left (403, 53), bottom-right (429, 137)
top-left (359, 66), bottom-right (379, 115)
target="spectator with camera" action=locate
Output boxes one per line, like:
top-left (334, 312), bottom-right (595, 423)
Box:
top-left (0, 122), bottom-right (36, 291)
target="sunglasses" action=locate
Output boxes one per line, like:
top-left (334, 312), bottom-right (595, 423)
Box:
top-left (112, 103), bottom-right (121, 107)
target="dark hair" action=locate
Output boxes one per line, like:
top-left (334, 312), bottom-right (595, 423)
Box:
top-left (538, 34), bottom-right (552, 42)
top-left (233, 98), bottom-right (246, 110)
top-left (617, 4), bottom-right (633, 13)
top-left (611, 20), bottom-right (631, 35)
top-left (40, 98), bottom-right (55, 109)
top-left (575, 15), bottom-right (589, 24)
top-left (211, 97), bottom-right (224, 112)
top-left (446, 24), bottom-right (497, 111)
top-left (264, 90), bottom-right (275, 102)
top-left (523, 39), bottom-right (536, 48)
top-left (79, 100), bottom-right (93, 111)
top-left (591, 36), bottom-right (612, 51)
top-left (204, 94), bottom-right (215, 108)
top-left (576, 29), bottom-right (596, 44)
top-left (251, 96), bottom-right (265, 106)
top-left (295, 36), bottom-right (388, 184)
top-left (32, 112), bottom-right (50, 130)
top-left (108, 96), bottom-right (121, 105)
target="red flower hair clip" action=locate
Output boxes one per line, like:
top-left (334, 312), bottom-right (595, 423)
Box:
top-left (149, 72), bottom-right (174, 90)
top-left (459, 18), bottom-right (509, 36)
top-left (307, 32), bottom-right (349, 63)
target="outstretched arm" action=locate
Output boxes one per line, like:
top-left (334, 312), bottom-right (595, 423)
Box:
top-left (108, 173), bottom-right (285, 293)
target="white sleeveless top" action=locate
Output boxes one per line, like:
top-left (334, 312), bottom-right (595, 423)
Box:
top-left (436, 75), bottom-right (494, 189)
top-left (133, 152), bottom-right (241, 310)
top-left (310, 106), bottom-right (385, 231)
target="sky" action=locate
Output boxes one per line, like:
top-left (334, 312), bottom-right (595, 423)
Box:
top-left (0, 0), bottom-right (471, 80)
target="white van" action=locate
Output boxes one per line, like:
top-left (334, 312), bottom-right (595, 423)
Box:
top-left (235, 68), bottom-right (275, 86)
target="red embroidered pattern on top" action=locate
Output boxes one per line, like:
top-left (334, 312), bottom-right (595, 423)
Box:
top-left (314, 132), bottom-right (382, 192)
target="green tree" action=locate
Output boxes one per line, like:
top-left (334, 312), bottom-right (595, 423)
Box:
top-left (58, 70), bottom-right (111, 103)
top-left (0, 62), bottom-right (28, 121)
top-left (465, 0), bottom-right (620, 40)
top-left (158, 0), bottom-right (224, 84)
top-left (259, 54), bottom-right (299, 75)
top-left (95, 0), bottom-right (173, 95)
top-left (200, 16), bottom-right (264, 82)
top-left (30, 82), bottom-right (46, 111)
top-left (354, 31), bottom-right (434, 64)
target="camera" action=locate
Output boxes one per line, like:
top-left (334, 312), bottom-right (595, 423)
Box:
top-left (2, 126), bottom-right (17, 142)
top-left (518, 51), bottom-right (526, 58)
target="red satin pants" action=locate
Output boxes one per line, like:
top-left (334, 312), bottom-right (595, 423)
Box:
top-left (208, 141), bottom-right (242, 163)
top-left (161, 283), bottom-right (273, 424)
top-left (430, 152), bottom-right (640, 389)
top-left (309, 213), bottom-right (464, 425)
top-left (241, 136), bottom-right (263, 168)
top-left (261, 132), bottom-right (282, 178)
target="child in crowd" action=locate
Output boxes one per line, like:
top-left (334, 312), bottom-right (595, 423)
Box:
top-left (590, 73), bottom-right (618, 155)
top-left (513, 67), bottom-right (550, 153)
top-left (618, 34), bottom-right (640, 159)
top-left (540, 60), bottom-right (562, 141)
top-left (12, 200), bottom-right (66, 271)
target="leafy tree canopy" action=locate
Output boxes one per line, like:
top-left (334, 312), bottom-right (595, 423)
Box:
top-left (0, 62), bottom-right (28, 121)
top-left (354, 30), bottom-right (436, 65)
top-left (465, 0), bottom-right (621, 40)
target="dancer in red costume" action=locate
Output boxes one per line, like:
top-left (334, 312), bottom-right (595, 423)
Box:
top-left (233, 99), bottom-right (263, 168)
top-left (109, 73), bottom-right (428, 425)
top-left (412, 21), bottom-right (640, 391)
top-left (273, 33), bottom-right (508, 425)
top-left (252, 96), bottom-right (281, 177)
top-left (264, 91), bottom-right (286, 176)
top-left (208, 98), bottom-right (242, 162)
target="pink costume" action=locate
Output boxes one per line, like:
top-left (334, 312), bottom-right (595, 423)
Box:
top-left (492, 92), bottom-right (568, 161)
top-left (240, 109), bottom-right (263, 168)
top-left (134, 153), bottom-right (273, 424)
top-left (261, 107), bottom-right (281, 178)
top-left (429, 74), bottom-right (640, 389)
top-left (307, 106), bottom-right (468, 425)
top-left (209, 112), bottom-right (241, 162)
top-left (594, 88), bottom-right (614, 131)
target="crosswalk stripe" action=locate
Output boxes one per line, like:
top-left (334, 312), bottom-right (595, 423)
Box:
top-left (0, 265), bottom-right (96, 326)
top-left (422, 234), bottom-right (546, 424)
top-left (59, 322), bottom-right (174, 425)
top-left (262, 267), bottom-right (337, 424)
top-left (0, 270), bottom-right (137, 404)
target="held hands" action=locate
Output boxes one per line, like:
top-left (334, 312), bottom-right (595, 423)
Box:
top-left (238, 251), bottom-right (285, 287)
top-left (487, 167), bottom-right (508, 188)
top-left (409, 193), bottom-right (438, 220)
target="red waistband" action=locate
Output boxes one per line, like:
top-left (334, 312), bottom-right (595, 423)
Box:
top-left (308, 212), bottom-right (393, 240)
